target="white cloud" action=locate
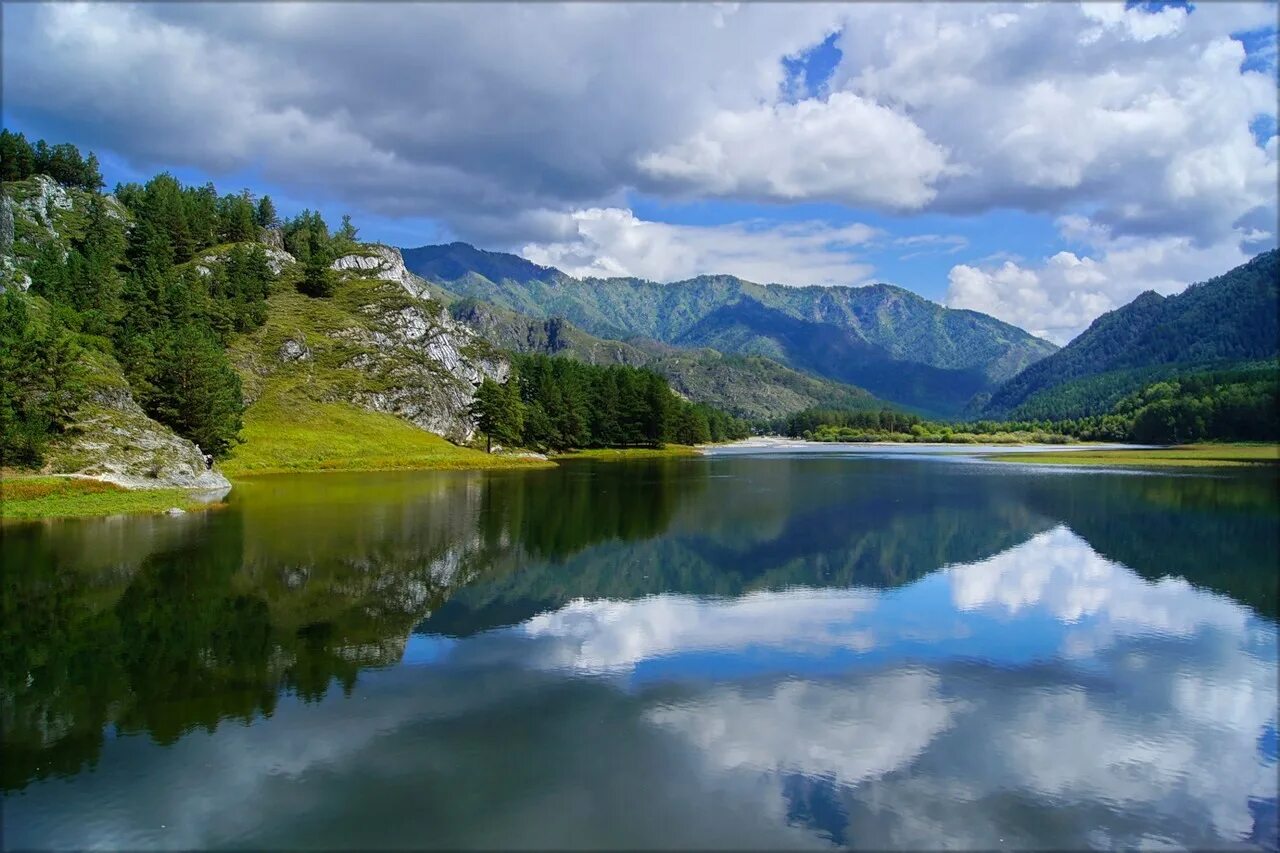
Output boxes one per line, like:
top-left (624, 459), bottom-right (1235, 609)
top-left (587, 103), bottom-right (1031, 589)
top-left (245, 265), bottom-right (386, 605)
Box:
top-left (945, 216), bottom-right (1259, 343)
top-left (648, 672), bottom-right (961, 785)
top-left (520, 208), bottom-right (877, 285)
top-left (5, 1), bottom-right (1277, 333)
top-left (832, 3), bottom-right (1277, 244)
top-left (638, 92), bottom-right (952, 210)
top-left (519, 586), bottom-right (880, 674)
top-left (3, 2), bottom-right (845, 234)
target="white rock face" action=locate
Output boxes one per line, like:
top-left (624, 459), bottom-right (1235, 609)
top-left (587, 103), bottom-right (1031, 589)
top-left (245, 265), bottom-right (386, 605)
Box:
top-left (323, 245), bottom-right (507, 441)
top-left (25, 175), bottom-right (74, 238)
top-left (51, 384), bottom-right (232, 492)
top-left (197, 245), bottom-right (295, 276)
top-left (335, 297), bottom-right (508, 441)
top-left (332, 245), bottom-right (431, 298)
top-left (278, 338), bottom-right (311, 362)
top-left (0, 193), bottom-right (30, 292)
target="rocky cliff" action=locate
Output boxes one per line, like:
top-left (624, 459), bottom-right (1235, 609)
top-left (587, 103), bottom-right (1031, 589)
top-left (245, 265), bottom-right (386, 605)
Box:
top-left (43, 352), bottom-right (232, 491)
top-left (227, 244), bottom-right (509, 444)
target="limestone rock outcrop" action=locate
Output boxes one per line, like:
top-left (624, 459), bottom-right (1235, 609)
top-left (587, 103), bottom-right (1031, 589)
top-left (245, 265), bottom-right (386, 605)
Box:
top-left (332, 245), bottom-right (430, 298)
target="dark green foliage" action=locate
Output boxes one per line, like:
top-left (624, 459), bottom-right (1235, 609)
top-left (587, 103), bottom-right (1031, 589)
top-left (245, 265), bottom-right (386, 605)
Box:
top-left (207, 245), bottom-right (273, 338)
top-left (255, 196), bottom-right (279, 230)
top-left (510, 354), bottom-right (748, 451)
top-left (1117, 366), bottom-right (1279, 444)
top-left (783, 363), bottom-right (1278, 445)
top-left (0, 130), bottom-right (103, 189)
top-left (774, 407), bottom-right (924, 438)
top-left (298, 254), bottom-right (335, 298)
top-left (138, 323), bottom-right (245, 458)
top-left (3, 140), bottom-right (285, 461)
top-left (987, 250), bottom-right (1280, 418)
top-left (0, 291), bottom-right (85, 465)
top-left (218, 191), bottom-right (259, 243)
top-left (283, 209), bottom-right (340, 297)
top-left (470, 377), bottom-right (524, 452)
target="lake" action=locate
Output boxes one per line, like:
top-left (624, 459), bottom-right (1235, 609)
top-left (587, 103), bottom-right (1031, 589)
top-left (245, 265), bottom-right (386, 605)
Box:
top-left (4, 448), bottom-right (1278, 850)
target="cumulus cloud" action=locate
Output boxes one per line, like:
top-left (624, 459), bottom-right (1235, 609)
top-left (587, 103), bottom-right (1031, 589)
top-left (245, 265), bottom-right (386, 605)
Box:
top-left (5, 1), bottom-right (1276, 334)
top-left (519, 208), bottom-right (877, 284)
top-left (638, 92), bottom-right (952, 209)
top-left (647, 672), bottom-right (961, 784)
top-left (945, 216), bottom-right (1260, 343)
top-left (834, 3), bottom-right (1278, 242)
top-left (518, 587), bottom-right (880, 674)
top-left (3, 2), bottom-right (844, 227)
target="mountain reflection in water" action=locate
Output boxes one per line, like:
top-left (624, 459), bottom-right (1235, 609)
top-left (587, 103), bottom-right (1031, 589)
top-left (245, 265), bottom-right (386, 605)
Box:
top-left (3, 453), bottom-right (1277, 850)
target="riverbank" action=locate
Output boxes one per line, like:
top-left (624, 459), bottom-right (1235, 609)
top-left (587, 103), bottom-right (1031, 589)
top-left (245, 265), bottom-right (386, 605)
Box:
top-left (550, 445), bottom-right (700, 461)
top-left (985, 443), bottom-right (1280, 468)
top-left (0, 476), bottom-right (229, 522)
top-left (1, 437), bottom-right (698, 521)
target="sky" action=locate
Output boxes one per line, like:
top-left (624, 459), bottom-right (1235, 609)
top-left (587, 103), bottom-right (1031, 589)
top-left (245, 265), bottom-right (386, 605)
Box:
top-left (3, 1), bottom-right (1277, 343)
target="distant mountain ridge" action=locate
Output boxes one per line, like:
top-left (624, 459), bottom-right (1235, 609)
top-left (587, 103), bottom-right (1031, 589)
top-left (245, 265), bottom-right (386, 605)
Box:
top-left (402, 242), bottom-right (1058, 415)
top-left (448, 298), bottom-right (883, 420)
top-left (985, 249), bottom-right (1280, 419)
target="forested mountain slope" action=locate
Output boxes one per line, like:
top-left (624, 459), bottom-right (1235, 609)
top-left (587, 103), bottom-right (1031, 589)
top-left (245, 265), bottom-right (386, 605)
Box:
top-left (0, 134), bottom-right (528, 483)
top-left (447, 298), bottom-right (882, 420)
top-left (986, 250), bottom-right (1279, 419)
top-left (402, 242), bottom-right (1057, 416)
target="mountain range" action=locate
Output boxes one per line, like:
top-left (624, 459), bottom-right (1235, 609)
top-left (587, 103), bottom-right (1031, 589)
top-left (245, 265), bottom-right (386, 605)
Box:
top-left (403, 243), bottom-right (1059, 416)
top-left (446, 298), bottom-right (881, 420)
top-left (984, 249), bottom-right (1279, 419)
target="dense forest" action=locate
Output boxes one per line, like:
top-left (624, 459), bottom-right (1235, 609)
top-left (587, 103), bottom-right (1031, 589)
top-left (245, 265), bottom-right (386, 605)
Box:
top-left (778, 362), bottom-right (1279, 445)
top-left (0, 136), bottom-right (358, 464)
top-left (471, 354), bottom-right (750, 452)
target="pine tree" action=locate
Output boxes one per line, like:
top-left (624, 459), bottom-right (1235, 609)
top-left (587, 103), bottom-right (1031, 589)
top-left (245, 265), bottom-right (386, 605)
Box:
top-left (255, 196), bottom-right (279, 229)
top-left (470, 377), bottom-right (524, 452)
top-left (143, 322), bottom-right (244, 457)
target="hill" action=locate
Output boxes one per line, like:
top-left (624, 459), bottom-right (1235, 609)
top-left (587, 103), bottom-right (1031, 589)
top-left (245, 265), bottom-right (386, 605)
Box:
top-left (401, 242), bottom-right (1057, 416)
top-left (0, 158), bottom-right (545, 488)
top-left (447, 298), bottom-right (882, 420)
top-left (985, 250), bottom-right (1280, 419)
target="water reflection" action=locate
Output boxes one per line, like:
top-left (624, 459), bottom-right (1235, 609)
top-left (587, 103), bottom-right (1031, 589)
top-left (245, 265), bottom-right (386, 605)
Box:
top-left (3, 454), bottom-right (1277, 850)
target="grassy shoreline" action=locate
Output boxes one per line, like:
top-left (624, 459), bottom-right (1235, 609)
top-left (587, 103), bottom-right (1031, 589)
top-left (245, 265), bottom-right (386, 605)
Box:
top-left (219, 399), bottom-right (554, 477)
top-left (0, 476), bottom-right (227, 522)
top-left (0, 440), bottom-right (700, 521)
top-left (986, 443), bottom-right (1280, 468)
top-left (549, 445), bottom-right (700, 461)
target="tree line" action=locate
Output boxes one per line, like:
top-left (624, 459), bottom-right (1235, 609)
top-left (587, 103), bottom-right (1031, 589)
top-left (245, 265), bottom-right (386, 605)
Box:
top-left (776, 363), bottom-right (1278, 445)
top-left (0, 130), bottom-right (103, 190)
top-left (471, 354), bottom-right (750, 452)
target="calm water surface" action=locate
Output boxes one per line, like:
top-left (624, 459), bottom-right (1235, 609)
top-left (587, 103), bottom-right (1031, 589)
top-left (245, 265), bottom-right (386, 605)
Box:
top-left (4, 449), bottom-right (1278, 849)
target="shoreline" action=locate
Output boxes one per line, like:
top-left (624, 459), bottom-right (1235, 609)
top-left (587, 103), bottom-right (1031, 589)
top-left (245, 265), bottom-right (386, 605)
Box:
top-left (1, 444), bottom-right (702, 521)
top-left (703, 436), bottom-right (1280, 468)
top-left (8, 439), bottom-right (1275, 521)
